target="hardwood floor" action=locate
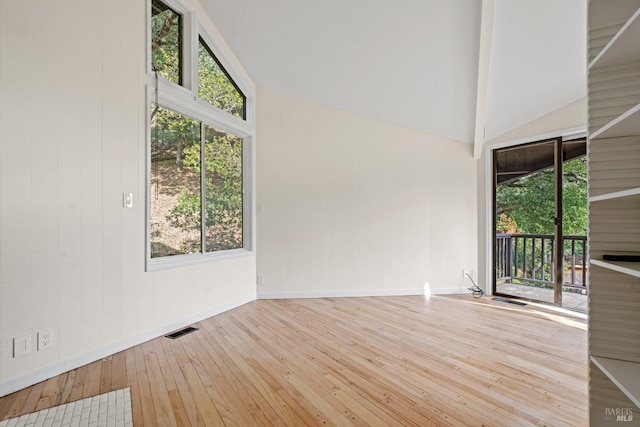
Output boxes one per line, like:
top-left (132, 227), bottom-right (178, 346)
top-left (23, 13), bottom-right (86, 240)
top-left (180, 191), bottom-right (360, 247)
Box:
top-left (0, 295), bottom-right (588, 426)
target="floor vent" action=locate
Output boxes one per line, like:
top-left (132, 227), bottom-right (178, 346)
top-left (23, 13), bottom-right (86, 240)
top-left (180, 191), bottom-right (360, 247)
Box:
top-left (492, 297), bottom-right (527, 306)
top-left (165, 326), bottom-right (198, 339)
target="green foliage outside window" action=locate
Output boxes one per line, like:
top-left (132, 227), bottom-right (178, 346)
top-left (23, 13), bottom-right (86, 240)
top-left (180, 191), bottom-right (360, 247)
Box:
top-left (496, 156), bottom-right (587, 236)
top-left (495, 156), bottom-right (587, 287)
top-left (149, 1), bottom-right (246, 259)
top-left (198, 38), bottom-right (246, 119)
top-left (170, 126), bottom-right (243, 252)
top-left (150, 105), bottom-right (243, 257)
top-left (150, 106), bottom-right (201, 257)
top-left (151, 0), bottom-right (182, 85)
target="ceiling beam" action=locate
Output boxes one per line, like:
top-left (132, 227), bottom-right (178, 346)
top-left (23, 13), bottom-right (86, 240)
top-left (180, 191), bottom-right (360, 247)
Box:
top-left (473, 0), bottom-right (495, 159)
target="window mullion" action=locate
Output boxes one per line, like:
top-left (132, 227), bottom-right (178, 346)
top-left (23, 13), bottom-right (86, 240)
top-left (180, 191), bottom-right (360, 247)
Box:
top-left (183, 11), bottom-right (198, 93)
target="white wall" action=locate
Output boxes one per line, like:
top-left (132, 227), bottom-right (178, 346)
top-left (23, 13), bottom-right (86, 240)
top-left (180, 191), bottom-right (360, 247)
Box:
top-left (256, 89), bottom-right (478, 298)
top-left (0, 0), bottom-right (256, 396)
top-left (486, 98), bottom-right (587, 146)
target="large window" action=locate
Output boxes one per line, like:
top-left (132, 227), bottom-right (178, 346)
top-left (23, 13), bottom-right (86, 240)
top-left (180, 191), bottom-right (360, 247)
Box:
top-left (150, 106), bottom-right (243, 258)
top-left (147, 0), bottom-right (253, 269)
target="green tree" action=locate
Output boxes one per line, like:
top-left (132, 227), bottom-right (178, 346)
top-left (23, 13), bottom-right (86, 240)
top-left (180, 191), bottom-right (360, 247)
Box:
top-left (198, 40), bottom-right (245, 118)
top-left (167, 127), bottom-right (243, 251)
top-left (151, 3), bottom-right (181, 84)
top-left (496, 156), bottom-right (587, 235)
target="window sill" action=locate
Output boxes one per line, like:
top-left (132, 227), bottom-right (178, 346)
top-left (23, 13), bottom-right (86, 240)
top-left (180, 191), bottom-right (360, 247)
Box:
top-left (146, 248), bottom-right (254, 272)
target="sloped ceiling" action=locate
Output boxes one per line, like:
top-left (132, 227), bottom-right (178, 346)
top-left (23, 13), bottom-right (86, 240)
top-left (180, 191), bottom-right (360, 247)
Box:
top-left (201, 0), bottom-right (587, 145)
top-left (484, 0), bottom-right (587, 141)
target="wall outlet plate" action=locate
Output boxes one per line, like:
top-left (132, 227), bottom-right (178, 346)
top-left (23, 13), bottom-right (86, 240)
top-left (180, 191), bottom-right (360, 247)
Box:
top-left (38, 329), bottom-right (54, 351)
top-left (13, 334), bottom-right (31, 357)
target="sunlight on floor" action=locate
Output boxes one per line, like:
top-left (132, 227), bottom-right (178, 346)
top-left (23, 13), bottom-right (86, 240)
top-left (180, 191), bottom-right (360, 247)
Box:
top-left (451, 295), bottom-right (588, 331)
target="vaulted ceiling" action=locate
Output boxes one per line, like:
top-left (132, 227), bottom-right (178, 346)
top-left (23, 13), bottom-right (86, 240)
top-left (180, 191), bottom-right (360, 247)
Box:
top-left (201, 0), bottom-right (587, 145)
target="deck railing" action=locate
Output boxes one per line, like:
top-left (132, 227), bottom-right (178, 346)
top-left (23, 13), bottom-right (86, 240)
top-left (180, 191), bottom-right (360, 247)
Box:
top-left (496, 234), bottom-right (588, 290)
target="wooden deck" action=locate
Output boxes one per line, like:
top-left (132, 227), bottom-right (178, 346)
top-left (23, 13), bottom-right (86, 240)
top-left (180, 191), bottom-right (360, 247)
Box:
top-left (0, 295), bottom-right (588, 426)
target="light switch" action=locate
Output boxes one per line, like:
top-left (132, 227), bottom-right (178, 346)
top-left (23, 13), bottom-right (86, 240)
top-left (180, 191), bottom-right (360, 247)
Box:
top-left (123, 192), bottom-right (133, 208)
top-left (13, 334), bottom-right (31, 357)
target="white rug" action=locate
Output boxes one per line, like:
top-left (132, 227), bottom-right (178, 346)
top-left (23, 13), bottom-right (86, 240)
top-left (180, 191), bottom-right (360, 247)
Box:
top-left (0, 387), bottom-right (132, 427)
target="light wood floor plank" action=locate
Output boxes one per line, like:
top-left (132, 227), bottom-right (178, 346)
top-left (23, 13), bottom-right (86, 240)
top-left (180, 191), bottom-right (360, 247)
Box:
top-left (81, 359), bottom-right (102, 399)
top-left (151, 339), bottom-right (192, 427)
top-left (110, 351), bottom-right (128, 391)
top-left (124, 347), bottom-right (144, 426)
top-left (0, 387), bottom-right (29, 420)
top-left (134, 344), bottom-right (158, 426)
top-left (196, 320), bottom-right (284, 426)
top-left (99, 355), bottom-right (113, 395)
top-left (142, 341), bottom-right (178, 427)
top-left (0, 295), bottom-right (588, 426)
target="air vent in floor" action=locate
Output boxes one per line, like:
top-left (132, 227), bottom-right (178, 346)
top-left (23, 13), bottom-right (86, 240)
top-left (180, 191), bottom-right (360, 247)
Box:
top-left (165, 326), bottom-right (198, 339)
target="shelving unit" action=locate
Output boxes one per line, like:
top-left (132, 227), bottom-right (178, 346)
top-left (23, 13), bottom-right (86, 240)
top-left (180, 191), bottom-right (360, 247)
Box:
top-left (589, 186), bottom-right (640, 202)
top-left (589, 7), bottom-right (640, 70)
top-left (590, 259), bottom-right (640, 278)
top-left (588, 1), bottom-right (640, 425)
top-left (590, 103), bottom-right (640, 139)
top-left (591, 356), bottom-right (640, 409)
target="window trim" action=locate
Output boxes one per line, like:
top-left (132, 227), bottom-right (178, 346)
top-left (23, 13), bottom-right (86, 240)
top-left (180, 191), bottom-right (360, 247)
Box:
top-left (146, 0), bottom-right (255, 271)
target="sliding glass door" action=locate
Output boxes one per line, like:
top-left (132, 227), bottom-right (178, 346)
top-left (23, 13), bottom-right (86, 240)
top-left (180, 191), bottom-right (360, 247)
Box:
top-left (493, 138), bottom-right (587, 310)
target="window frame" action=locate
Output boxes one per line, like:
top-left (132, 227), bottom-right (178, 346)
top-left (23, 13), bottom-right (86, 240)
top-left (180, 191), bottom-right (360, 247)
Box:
top-left (197, 35), bottom-right (247, 120)
top-left (146, 0), bottom-right (255, 271)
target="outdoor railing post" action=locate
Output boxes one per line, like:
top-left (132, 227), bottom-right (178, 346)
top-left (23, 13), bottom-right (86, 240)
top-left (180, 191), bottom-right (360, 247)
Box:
top-left (507, 235), bottom-right (513, 283)
top-left (532, 237), bottom-right (537, 281)
top-left (571, 239), bottom-right (576, 286)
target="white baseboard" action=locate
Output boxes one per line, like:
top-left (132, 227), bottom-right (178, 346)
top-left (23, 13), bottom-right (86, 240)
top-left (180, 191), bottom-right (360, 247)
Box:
top-left (258, 288), bottom-right (427, 299)
top-left (0, 294), bottom-right (256, 398)
top-left (429, 287), bottom-right (475, 295)
top-left (258, 287), bottom-right (478, 300)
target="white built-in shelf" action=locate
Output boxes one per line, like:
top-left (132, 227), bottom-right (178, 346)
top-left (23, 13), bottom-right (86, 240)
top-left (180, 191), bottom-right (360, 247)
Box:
top-left (590, 102), bottom-right (640, 139)
top-left (591, 259), bottom-right (640, 278)
top-left (590, 7), bottom-right (640, 70)
top-left (590, 187), bottom-right (640, 203)
top-left (591, 356), bottom-right (640, 408)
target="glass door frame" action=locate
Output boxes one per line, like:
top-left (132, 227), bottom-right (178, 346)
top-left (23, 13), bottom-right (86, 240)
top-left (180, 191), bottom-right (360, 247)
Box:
top-left (491, 137), bottom-right (564, 305)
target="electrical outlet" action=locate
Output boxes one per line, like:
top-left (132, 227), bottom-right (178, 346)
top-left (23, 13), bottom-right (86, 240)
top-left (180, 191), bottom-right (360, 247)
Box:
top-left (38, 329), bottom-right (54, 351)
top-left (463, 269), bottom-right (476, 280)
top-left (13, 335), bottom-right (31, 357)
top-left (257, 275), bottom-right (265, 286)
